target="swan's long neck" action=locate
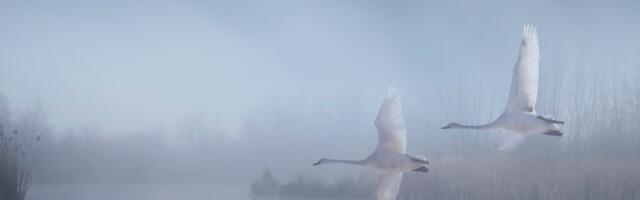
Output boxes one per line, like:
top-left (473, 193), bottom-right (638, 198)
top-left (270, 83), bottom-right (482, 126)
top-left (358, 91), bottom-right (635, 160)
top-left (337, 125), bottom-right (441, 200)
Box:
top-left (454, 123), bottom-right (495, 130)
top-left (322, 159), bottom-right (367, 166)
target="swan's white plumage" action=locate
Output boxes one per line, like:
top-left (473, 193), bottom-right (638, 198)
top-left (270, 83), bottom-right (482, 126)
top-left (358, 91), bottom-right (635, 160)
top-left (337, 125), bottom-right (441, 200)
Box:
top-left (498, 134), bottom-right (527, 151)
top-left (375, 172), bottom-right (403, 200)
top-left (314, 87), bottom-right (429, 200)
top-left (442, 25), bottom-right (564, 151)
top-left (375, 87), bottom-right (407, 154)
top-left (507, 24), bottom-right (540, 113)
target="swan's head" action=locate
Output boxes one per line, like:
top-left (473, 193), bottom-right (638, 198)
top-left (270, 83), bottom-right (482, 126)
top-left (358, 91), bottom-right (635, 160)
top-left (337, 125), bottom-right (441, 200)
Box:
top-left (312, 158), bottom-right (327, 166)
top-left (441, 122), bottom-right (460, 129)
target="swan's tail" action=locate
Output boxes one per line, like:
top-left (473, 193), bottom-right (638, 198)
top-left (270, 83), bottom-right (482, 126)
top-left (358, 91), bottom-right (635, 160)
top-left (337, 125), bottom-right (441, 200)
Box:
top-left (539, 115), bottom-right (563, 137)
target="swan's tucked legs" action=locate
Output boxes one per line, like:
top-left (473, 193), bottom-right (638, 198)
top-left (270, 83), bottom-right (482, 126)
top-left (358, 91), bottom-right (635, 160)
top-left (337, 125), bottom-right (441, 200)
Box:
top-left (542, 130), bottom-right (563, 137)
top-left (537, 116), bottom-right (565, 124)
top-left (413, 166), bottom-right (429, 173)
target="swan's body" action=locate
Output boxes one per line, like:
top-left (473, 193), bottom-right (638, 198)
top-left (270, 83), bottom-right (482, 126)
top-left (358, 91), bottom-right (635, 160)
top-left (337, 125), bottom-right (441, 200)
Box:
top-left (313, 87), bottom-right (429, 200)
top-left (442, 25), bottom-right (564, 151)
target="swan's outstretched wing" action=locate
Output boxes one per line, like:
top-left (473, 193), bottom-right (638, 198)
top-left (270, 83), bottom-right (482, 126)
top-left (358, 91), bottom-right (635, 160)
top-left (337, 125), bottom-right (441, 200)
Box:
top-left (498, 134), bottom-right (527, 151)
top-left (506, 25), bottom-right (540, 113)
top-left (374, 87), bottom-right (407, 154)
top-left (375, 172), bottom-right (403, 200)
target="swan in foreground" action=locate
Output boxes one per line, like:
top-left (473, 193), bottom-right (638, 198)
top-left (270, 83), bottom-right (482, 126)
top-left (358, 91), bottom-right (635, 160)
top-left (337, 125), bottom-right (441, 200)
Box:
top-left (313, 87), bottom-right (429, 200)
top-left (442, 25), bottom-right (565, 151)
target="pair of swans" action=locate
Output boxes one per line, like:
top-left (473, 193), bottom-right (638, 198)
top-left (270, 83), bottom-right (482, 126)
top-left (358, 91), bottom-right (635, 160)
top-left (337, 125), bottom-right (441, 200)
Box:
top-left (313, 25), bottom-right (564, 200)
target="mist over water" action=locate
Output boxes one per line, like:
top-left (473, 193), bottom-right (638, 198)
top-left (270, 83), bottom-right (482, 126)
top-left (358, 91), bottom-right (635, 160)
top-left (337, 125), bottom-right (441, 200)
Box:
top-left (1, 0), bottom-right (639, 199)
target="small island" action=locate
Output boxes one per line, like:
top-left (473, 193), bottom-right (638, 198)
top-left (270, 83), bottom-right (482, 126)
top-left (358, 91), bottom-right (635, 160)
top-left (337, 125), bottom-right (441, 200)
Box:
top-left (251, 168), bottom-right (373, 199)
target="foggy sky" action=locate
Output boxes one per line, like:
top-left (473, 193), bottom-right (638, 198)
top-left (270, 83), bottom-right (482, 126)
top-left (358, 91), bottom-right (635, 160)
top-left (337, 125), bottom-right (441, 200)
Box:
top-left (1, 0), bottom-right (639, 136)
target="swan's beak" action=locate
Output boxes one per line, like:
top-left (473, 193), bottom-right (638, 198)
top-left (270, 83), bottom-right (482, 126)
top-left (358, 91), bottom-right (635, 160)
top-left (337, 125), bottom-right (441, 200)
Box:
top-left (312, 160), bottom-right (322, 166)
top-left (441, 125), bottom-right (450, 130)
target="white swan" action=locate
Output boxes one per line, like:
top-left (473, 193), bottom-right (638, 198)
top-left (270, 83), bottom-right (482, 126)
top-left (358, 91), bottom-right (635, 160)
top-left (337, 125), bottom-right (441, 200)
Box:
top-left (313, 87), bottom-right (429, 200)
top-left (442, 25), bottom-right (565, 151)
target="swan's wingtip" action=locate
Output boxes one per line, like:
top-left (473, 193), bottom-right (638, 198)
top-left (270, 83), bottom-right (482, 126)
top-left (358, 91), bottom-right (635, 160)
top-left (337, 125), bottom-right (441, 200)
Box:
top-left (522, 24), bottom-right (538, 37)
top-left (385, 86), bottom-right (400, 98)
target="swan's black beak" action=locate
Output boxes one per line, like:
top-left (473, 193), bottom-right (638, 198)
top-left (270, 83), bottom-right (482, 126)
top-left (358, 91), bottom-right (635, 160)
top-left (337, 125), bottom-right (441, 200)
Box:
top-left (413, 166), bottom-right (429, 173)
top-left (441, 125), bottom-right (450, 130)
top-left (312, 159), bottom-right (322, 166)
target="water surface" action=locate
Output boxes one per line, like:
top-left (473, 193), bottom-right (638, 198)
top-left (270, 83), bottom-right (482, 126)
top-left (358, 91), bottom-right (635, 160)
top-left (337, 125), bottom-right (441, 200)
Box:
top-left (27, 184), bottom-right (361, 200)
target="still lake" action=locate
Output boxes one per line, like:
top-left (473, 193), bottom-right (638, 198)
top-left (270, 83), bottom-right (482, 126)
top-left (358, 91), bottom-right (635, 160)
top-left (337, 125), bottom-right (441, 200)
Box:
top-left (27, 184), bottom-right (362, 200)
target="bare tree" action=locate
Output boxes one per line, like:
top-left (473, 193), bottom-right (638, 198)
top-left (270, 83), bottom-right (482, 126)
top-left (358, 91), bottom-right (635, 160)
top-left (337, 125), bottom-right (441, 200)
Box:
top-left (0, 97), bottom-right (48, 200)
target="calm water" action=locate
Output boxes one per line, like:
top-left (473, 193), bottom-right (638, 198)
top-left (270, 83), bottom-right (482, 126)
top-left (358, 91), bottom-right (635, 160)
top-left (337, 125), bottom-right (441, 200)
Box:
top-left (27, 184), bottom-right (360, 200)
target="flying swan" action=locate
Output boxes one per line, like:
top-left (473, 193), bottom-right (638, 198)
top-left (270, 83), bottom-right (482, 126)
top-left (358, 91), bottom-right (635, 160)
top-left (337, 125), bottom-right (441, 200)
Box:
top-left (313, 87), bottom-right (429, 200)
top-left (442, 25), bottom-right (565, 151)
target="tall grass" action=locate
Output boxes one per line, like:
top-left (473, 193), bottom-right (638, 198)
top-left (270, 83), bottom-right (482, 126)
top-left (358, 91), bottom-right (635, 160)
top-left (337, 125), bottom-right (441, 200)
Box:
top-left (398, 156), bottom-right (640, 200)
top-left (269, 156), bottom-right (640, 200)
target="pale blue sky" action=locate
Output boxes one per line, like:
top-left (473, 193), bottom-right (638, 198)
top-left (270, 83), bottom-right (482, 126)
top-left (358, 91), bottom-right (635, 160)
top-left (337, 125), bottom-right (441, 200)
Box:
top-left (1, 0), bottom-right (638, 135)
